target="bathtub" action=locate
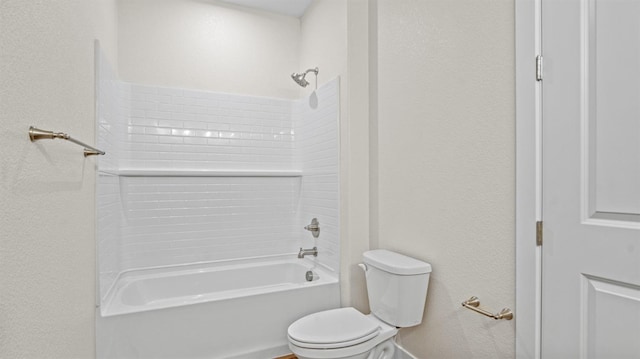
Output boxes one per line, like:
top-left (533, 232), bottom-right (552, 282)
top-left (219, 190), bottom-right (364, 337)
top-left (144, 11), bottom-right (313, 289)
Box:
top-left (96, 255), bottom-right (340, 359)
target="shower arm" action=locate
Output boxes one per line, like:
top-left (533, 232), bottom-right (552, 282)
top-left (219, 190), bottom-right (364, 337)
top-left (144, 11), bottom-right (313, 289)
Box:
top-left (305, 68), bottom-right (319, 89)
top-left (305, 68), bottom-right (319, 90)
top-left (303, 67), bottom-right (319, 76)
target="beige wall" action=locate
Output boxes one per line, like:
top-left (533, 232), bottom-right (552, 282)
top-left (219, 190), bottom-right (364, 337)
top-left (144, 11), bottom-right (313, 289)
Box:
top-left (371, 0), bottom-right (515, 357)
top-left (0, 0), bottom-right (516, 357)
top-left (342, 0), bottom-right (373, 312)
top-left (299, 0), bottom-right (370, 310)
top-left (0, 0), bottom-right (118, 357)
top-left (118, 0), bottom-right (301, 99)
top-left (299, 0), bottom-right (347, 91)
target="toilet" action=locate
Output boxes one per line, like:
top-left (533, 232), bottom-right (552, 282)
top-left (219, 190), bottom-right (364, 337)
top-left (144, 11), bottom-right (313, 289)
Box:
top-left (287, 249), bottom-right (432, 359)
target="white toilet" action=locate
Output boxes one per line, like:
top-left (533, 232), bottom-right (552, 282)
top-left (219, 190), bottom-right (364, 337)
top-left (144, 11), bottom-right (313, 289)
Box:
top-left (287, 249), bottom-right (432, 359)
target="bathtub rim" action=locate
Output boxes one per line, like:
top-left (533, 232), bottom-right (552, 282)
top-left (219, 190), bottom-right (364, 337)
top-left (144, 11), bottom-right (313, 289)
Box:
top-left (100, 253), bottom-right (338, 317)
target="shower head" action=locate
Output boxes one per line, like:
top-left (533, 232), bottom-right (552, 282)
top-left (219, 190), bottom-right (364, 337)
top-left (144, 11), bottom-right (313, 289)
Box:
top-left (291, 67), bottom-right (319, 88)
top-left (291, 73), bottom-right (310, 87)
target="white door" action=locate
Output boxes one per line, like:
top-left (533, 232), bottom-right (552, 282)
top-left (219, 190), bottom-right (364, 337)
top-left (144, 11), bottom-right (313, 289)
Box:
top-left (542, 0), bottom-right (640, 357)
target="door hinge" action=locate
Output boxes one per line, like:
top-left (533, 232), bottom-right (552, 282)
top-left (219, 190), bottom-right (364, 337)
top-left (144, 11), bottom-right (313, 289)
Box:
top-left (536, 55), bottom-right (543, 81)
top-left (536, 221), bottom-right (543, 246)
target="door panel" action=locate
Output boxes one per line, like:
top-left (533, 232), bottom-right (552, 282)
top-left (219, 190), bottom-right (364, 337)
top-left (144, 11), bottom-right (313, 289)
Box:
top-left (582, 275), bottom-right (640, 359)
top-left (590, 0), bottom-right (640, 217)
top-left (542, 0), bottom-right (640, 357)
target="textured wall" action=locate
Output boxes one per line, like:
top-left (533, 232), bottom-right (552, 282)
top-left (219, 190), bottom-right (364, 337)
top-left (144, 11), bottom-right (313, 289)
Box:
top-left (0, 0), bottom-right (118, 357)
top-left (372, 0), bottom-right (515, 357)
top-left (299, 0), bottom-right (347, 97)
top-left (118, 0), bottom-right (301, 99)
top-left (1, 1), bottom-right (516, 357)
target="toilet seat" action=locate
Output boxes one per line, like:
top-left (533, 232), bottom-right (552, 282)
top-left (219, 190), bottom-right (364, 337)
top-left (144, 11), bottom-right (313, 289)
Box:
top-left (288, 308), bottom-right (380, 349)
top-left (288, 309), bottom-right (399, 359)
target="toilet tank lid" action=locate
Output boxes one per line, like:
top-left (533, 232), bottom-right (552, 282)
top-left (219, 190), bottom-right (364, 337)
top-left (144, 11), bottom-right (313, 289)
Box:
top-left (363, 249), bottom-right (432, 275)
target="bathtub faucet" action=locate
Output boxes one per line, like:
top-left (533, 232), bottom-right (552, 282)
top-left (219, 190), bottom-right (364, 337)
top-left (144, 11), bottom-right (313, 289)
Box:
top-left (298, 247), bottom-right (318, 259)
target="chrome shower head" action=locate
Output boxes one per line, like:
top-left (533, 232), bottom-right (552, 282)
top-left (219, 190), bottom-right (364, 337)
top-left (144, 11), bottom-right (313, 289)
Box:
top-left (291, 67), bottom-right (319, 88)
top-left (291, 73), bottom-right (310, 87)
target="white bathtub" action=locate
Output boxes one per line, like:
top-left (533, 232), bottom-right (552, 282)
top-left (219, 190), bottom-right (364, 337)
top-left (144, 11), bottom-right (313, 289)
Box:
top-left (96, 255), bottom-right (340, 358)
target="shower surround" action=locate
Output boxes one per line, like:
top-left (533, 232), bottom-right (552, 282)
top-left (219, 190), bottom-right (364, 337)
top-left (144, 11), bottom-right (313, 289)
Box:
top-left (95, 48), bottom-right (340, 358)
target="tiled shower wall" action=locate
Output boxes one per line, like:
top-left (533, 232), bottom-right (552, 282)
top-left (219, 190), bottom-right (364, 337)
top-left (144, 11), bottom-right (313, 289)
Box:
top-left (122, 85), bottom-right (295, 170)
top-left (96, 47), bottom-right (126, 298)
top-left (294, 80), bottom-right (340, 273)
top-left (116, 84), bottom-right (302, 271)
top-left (96, 50), bottom-right (339, 303)
top-left (118, 176), bottom-right (301, 269)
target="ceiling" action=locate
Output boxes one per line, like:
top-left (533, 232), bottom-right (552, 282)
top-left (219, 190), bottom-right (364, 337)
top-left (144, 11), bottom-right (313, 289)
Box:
top-left (221, 0), bottom-right (313, 18)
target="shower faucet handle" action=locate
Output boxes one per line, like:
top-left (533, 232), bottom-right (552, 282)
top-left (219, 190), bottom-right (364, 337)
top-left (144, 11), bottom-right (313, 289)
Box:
top-left (304, 218), bottom-right (320, 238)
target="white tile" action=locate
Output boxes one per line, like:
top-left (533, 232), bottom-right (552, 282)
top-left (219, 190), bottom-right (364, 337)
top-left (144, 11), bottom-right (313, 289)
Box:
top-left (146, 110), bottom-right (172, 120)
top-left (158, 87), bottom-right (183, 97)
top-left (131, 84), bottom-right (158, 94)
top-left (158, 119), bottom-right (183, 128)
top-left (147, 94), bottom-right (171, 104)
top-left (98, 78), bottom-right (340, 273)
top-left (158, 136), bottom-right (183, 144)
top-left (158, 103), bottom-right (182, 113)
top-left (171, 112), bottom-right (197, 121)
top-left (145, 127), bottom-right (171, 136)
top-left (183, 121), bottom-right (208, 130)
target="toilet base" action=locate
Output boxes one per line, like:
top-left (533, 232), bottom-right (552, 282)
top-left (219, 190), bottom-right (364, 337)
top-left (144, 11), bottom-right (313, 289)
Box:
top-left (291, 338), bottom-right (395, 359)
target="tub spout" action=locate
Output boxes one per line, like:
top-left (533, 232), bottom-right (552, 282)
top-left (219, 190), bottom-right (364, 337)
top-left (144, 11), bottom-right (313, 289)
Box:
top-left (298, 247), bottom-right (318, 258)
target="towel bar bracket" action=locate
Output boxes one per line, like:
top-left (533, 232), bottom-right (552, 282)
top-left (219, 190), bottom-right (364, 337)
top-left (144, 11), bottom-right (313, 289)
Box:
top-left (29, 126), bottom-right (105, 157)
top-left (462, 296), bottom-right (513, 320)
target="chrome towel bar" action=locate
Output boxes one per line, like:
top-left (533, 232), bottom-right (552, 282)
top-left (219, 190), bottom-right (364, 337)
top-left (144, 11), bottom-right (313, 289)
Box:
top-left (29, 126), bottom-right (105, 157)
top-left (462, 296), bottom-right (513, 320)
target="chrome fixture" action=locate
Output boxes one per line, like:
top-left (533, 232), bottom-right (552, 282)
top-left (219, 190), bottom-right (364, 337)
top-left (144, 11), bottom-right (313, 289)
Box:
top-left (462, 296), bottom-right (513, 320)
top-left (298, 247), bottom-right (318, 259)
top-left (291, 67), bottom-right (319, 88)
top-left (305, 270), bottom-right (316, 282)
top-left (304, 218), bottom-right (320, 238)
top-left (29, 126), bottom-right (105, 157)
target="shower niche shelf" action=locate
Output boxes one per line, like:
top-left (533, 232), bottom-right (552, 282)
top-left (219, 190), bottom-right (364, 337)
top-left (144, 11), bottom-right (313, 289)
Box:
top-left (103, 169), bottom-right (302, 177)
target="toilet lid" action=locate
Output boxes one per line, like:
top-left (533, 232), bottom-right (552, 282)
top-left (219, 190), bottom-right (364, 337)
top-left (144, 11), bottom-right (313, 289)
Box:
top-left (288, 307), bottom-right (380, 348)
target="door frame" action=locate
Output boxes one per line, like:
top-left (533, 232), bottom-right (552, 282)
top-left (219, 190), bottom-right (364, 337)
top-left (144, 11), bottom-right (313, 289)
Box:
top-left (516, 0), bottom-right (542, 358)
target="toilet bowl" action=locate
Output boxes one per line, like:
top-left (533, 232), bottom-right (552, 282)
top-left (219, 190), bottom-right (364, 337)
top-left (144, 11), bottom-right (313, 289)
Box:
top-left (287, 250), bottom-right (432, 359)
top-left (287, 308), bottom-right (397, 359)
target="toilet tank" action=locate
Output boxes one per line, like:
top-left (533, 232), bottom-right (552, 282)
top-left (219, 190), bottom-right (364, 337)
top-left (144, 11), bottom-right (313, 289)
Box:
top-left (362, 249), bottom-right (431, 328)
